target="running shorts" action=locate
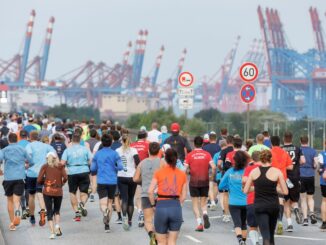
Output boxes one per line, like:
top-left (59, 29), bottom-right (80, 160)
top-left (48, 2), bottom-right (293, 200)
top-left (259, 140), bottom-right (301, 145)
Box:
top-left (284, 178), bottom-right (300, 202)
top-left (97, 184), bottom-right (116, 200)
top-left (154, 200), bottom-right (183, 234)
top-left (300, 177), bottom-right (315, 195)
top-left (321, 185), bottom-right (326, 198)
top-left (68, 172), bottom-right (90, 194)
top-left (26, 177), bottom-right (43, 195)
top-left (189, 185), bottom-right (209, 197)
top-left (141, 197), bottom-right (152, 210)
top-left (3, 179), bottom-right (25, 196)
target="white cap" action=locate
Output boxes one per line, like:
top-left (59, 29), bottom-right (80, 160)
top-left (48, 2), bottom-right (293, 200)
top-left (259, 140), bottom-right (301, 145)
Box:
top-left (140, 125), bottom-right (147, 131)
top-left (161, 144), bottom-right (171, 153)
top-left (46, 152), bottom-right (57, 158)
top-left (161, 125), bottom-right (167, 133)
top-left (209, 131), bottom-right (216, 135)
top-left (204, 133), bottom-right (209, 140)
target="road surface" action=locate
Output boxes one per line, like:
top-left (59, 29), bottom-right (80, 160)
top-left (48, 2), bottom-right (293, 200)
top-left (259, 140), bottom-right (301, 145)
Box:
top-left (0, 178), bottom-right (325, 245)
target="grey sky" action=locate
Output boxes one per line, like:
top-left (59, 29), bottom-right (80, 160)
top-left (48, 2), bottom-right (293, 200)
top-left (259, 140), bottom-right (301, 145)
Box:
top-left (1, 0), bottom-right (326, 83)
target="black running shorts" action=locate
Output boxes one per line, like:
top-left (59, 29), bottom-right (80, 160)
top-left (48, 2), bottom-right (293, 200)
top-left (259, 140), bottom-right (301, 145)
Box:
top-left (189, 185), bottom-right (209, 197)
top-left (3, 179), bottom-right (25, 197)
top-left (97, 184), bottom-right (116, 200)
top-left (284, 178), bottom-right (300, 202)
top-left (300, 177), bottom-right (315, 195)
top-left (321, 185), bottom-right (326, 198)
top-left (68, 172), bottom-right (90, 194)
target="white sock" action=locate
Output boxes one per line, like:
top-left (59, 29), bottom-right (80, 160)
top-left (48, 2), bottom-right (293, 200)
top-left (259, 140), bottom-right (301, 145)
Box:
top-left (55, 224), bottom-right (59, 229)
top-left (211, 200), bottom-right (216, 206)
top-left (287, 218), bottom-right (292, 226)
top-left (138, 209), bottom-right (142, 214)
top-left (203, 210), bottom-right (208, 215)
top-left (196, 218), bottom-right (202, 226)
top-left (249, 230), bottom-right (258, 244)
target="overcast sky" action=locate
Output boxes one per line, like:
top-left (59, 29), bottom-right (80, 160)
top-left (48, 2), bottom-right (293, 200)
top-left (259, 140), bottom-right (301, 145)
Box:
top-left (1, 0), bottom-right (326, 82)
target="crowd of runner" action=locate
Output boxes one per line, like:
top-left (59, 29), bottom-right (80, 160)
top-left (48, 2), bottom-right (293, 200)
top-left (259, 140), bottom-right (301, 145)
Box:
top-left (0, 112), bottom-right (325, 245)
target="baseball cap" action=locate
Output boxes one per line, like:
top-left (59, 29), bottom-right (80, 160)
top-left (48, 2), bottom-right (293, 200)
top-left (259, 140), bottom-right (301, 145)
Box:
top-left (170, 123), bottom-right (180, 133)
top-left (140, 125), bottom-right (147, 131)
top-left (161, 125), bottom-right (168, 133)
top-left (161, 144), bottom-right (171, 153)
top-left (209, 131), bottom-right (216, 135)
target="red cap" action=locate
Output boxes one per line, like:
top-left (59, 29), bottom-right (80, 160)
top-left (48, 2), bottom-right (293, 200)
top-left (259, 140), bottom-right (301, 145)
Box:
top-left (170, 123), bottom-right (180, 132)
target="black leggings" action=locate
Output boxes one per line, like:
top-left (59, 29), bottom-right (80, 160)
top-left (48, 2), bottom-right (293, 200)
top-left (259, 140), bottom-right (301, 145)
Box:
top-left (44, 195), bottom-right (63, 221)
top-left (255, 207), bottom-right (279, 245)
top-left (118, 177), bottom-right (137, 222)
top-left (229, 205), bottom-right (247, 230)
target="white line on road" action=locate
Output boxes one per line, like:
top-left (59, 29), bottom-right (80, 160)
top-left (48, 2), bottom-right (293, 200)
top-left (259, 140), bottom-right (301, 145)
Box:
top-left (209, 215), bottom-right (222, 219)
top-left (184, 235), bottom-right (202, 243)
top-left (275, 235), bottom-right (326, 241)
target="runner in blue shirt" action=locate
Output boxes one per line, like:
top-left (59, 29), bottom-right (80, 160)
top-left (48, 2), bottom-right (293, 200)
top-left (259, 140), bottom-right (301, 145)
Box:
top-left (61, 133), bottom-right (92, 222)
top-left (25, 131), bottom-right (56, 226)
top-left (299, 135), bottom-right (318, 226)
top-left (0, 133), bottom-right (31, 231)
top-left (91, 133), bottom-right (123, 232)
top-left (318, 140), bottom-right (326, 230)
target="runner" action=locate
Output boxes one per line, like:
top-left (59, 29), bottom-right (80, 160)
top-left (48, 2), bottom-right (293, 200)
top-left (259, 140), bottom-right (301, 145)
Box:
top-left (50, 133), bottom-right (67, 160)
top-left (262, 131), bottom-right (272, 148)
top-left (318, 140), bottom-right (326, 231)
top-left (18, 130), bottom-right (30, 220)
top-left (158, 125), bottom-right (170, 148)
top-left (219, 150), bottom-right (248, 245)
top-left (148, 148), bottom-right (187, 245)
top-left (116, 135), bottom-right (140, 231)
top-left (299, 135), bottom-right (318, 226)
top-left (248, 134), bottom-right (270, 156)
top-left (163, 123), bottom-right (192, 163)
top-left (133, 142), bottom-right (163, 245)
top-left (270, 135), bottom-right (293, 235)
top-left (131, 130), bottom-right (150, 227)
top-left (242, 151), bottom-right (261, 245)
top-left (282, 131), bottom-right (305, 230)
top-left (61, 133), bottom-right (92, 222)
top-left (26, 131), bottom-right (56, 226)
top-left (217, 135), bottom-right (234, 223)
top-left (203, 131), bottom-right (221, 211)
top-left (184, 136), bottom-right (216, 232)
top-left (147, 122), bottom-right (161, 143)
top-left (37, 152), bottom-right (67, 239)
top-left (244, 150), bottom-right (288, 245)
top-left (90, 133), bottom-right (123, 232)
top-left (0, 133), bottom-right (31, 231)
top-left (87, 129), bottom-right (100, 202)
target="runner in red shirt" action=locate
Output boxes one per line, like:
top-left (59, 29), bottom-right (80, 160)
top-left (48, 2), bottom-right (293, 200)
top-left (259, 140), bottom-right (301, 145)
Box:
top-left (130, 130), bottom-right (150, 227)
top-left (242, 151), bottom-right (261, 245)
top-left (184, 136), bottom-right (216, 232)
top-left (225, 138), bottom-right (243, 170)
top-left (270, 136), bottom-right (293, 235)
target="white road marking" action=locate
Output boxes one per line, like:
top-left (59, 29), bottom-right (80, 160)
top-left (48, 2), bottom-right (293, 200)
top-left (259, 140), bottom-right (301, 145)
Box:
top-left (209, 215), bottom-right (222, 219)
top-left (184, 199), bottom-right (192, 202)
top-left (185, 235), bottom-right (202, 243)
top-left (275, 235), bottom-right (326, 241)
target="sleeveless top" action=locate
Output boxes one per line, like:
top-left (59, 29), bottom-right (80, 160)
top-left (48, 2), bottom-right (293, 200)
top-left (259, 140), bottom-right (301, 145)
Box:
top-left (140, 158), bottom-right (161, 198)
top-left (253, 166), bottom-right (279, 209)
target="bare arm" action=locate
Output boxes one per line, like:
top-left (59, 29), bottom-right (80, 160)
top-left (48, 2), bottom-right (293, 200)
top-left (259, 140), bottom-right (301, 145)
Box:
top-left (300, 155), bottom-right (306, 165)
top-left (277, 171), bottom-right (288, 195)
top-left (243, 173), bottom-right (253, 194)
top-left (180, 183), bottom-right (187, 205)
top-left (148, 178), bottom-right (158, 206)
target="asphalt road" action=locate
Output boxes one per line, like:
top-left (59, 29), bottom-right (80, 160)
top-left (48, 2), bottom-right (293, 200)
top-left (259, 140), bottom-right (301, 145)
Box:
top-left (0, 179), bottom-right (325, 245)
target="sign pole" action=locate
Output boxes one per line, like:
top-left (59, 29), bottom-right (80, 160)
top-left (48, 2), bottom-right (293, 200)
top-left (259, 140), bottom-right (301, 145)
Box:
top-left (246, 103), bottom-right (250, 140)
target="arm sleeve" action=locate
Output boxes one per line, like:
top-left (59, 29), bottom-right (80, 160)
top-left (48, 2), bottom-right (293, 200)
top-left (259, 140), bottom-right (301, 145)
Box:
top-left (90, 153), bottom-right (98, 172)
top-left (133, 154), bottom-right (140, 166)
top-left (218, 169), bottom-right (230, 190)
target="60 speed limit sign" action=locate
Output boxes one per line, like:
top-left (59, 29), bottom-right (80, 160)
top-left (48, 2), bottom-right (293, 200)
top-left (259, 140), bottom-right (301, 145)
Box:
top-left (239, 62), bottom-right (259, 82)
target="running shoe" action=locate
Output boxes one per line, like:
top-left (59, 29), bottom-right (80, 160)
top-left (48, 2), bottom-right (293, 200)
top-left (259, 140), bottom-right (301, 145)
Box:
top-left (207, 200), bottom-right (211, 209)
top-left (285, 225), bottom-right (293, 232)
top-left (195, 224), bottom-right (204, 232)
top-left (22, 209), bottom-right (29, 220)
top-left (78, 202), bottom-right (88, 217)
top-left (115, 217), bottom-right (123, 224)
top-left (122, 217), bottom-right (130, 231)
top-left (13, 210), bottom-right (21, 226)
top-left (320, 222), bottom-right (326, 231)
top-left (276, 222), bottom-right (283, 235)
top-left (30, 215), bottom-right (36, 226)
top-left (104, 224), bottom-right (111, 233)
top-left (223, 215), bottom-right (231, 223)
top-left (103, 209), bottom-right (110, 225)
top-left (203, 214), bottom-right (210, 229)
top-left (9, 223), bottom-right (16, 231)
top-left (138, 211), bottom-right (144, 228)
top-left (90, 194), bottom-right (95, 202)
top-left (55, 227), bottom-right (62, 236)
top-left (310, 213), bottom-right (317, 224)
top-left (294, 208), bottom-right (302, 224)
top-left (239, 241), bottom-right (246, 245)
top-left (210, 204), bottom-right (217, 211)
top-left (39, 210), bottom-right (46, 226)
top-left (149, 232), bottom-right (156, 245)
top-left (73, 212), bottom-right (81, 222)
top-left (303, 218), bottom-right (309, 226)
top-left (49, 233), bottom-right (56, 239)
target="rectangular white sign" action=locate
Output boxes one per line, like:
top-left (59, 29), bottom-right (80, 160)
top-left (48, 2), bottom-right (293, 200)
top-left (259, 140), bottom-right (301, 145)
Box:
top-left (179, 98), bottom-right (193, 110)
top-left (178, 87), bottom-right (194, 96)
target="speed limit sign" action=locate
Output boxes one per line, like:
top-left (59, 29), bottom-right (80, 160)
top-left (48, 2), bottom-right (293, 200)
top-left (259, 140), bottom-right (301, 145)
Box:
top-left (239, 62), bottom-right (259, 82)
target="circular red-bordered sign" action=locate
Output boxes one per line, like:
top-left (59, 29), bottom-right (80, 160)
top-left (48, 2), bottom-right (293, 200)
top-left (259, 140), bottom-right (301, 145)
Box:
top-left (239, 62), bottom-right (259, 82)
top-left (240, 84), bottom-right (256, 104)
top-left (178, 72), bottom-right (194, 87)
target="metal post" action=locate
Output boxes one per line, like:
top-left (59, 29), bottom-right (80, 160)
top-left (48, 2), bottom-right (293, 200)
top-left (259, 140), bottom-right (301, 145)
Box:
top-left (246, 104), bottom-right (250, 140)
top-left (185, 109), bottom-right (188, 120)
